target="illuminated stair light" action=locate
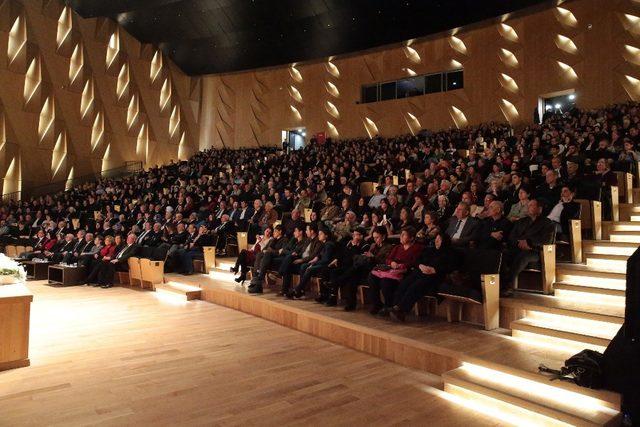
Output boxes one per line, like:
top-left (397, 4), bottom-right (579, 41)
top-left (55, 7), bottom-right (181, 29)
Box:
top-left (288, 85), bottom-right (302, 103)
top-left (449, 105), bottom-right (468, 129)
top-left (498, 23), bottom-right (519, 42)
top-left (449, 35), bottom-right (468, 54)
top-left (555, 34), bottom-right (578, 54)
top-left (325, 101), bottom-right (339, 119)
top-left (403, 45), bottom-right (421, 63)
top-left (557, 61), bottom-right (578, 79)
top-left (555, 7), bottom-right (578, 27)
top-left (289, 64), bottom-right (303, 82)
top-left (554, 285), bottom-right (625, 307)
top-left (585, 254), bottom-right (628, 273)
top-left (585, 243), bottom-right (636, 256)
top-left (610, 231), bottom-right (640, 243)
top-left (289, 104), bottom-right (302, 121)
top-left (325, 81), bottom-right (340, 97)
top-left (326, 60), bottom-right (340, 78)
top-left (498, 48), bottom-right (519, 68)
top-left (443, 364), bottom-right (619, 426)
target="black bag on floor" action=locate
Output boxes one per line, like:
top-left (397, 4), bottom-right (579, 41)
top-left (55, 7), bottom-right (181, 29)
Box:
top-left (538, 349), bottom-right (604, 389)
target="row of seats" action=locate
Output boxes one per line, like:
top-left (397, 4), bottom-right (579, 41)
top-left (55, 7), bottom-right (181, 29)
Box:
top-left (2, 245), bottom-right (34, 257)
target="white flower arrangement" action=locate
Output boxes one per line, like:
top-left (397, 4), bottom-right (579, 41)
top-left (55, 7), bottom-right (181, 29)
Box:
top-left (0, 253), bottom-right (27, 285)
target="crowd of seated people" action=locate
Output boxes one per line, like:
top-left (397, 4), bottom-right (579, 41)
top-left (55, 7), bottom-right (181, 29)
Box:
top-left (0, 101), bottom-right (638, 308)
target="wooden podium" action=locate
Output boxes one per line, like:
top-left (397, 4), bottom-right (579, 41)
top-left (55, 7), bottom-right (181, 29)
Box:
top-left (0, 284), bottom-right (32, 371)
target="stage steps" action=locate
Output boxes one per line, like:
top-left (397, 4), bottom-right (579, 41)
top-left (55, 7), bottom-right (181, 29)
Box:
top-left (208, 257), bottom-right (240, 283)
top-left (442, 364), bottom-right (621, 426)
top-left (609, 230), bottom-right (640, 243)
top-left (582, 240), bottom-right (638, 256)
top-left (503, 294), bottom-right (623, 352)
top-left (155, 281), bottom-right (201, 301)
top-left (556, 264), bottom-right (626, 291)
top-left (584, 253), bottom-right (628, 274)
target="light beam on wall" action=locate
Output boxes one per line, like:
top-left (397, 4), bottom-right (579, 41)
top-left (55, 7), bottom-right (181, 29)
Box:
top-left (24, 56), bottom-right (42, 105)
top-left (56, 6), bottom-right (72, 52)
top-left (326, 121), bottom-right (339, 138)
top-left (81, 79), bottom-right (94, 120)
top-left (555, 34), bottom-right (578, 54)
top-left (51, 131), bottom-right (67, 177)
top-left (326, 60), bottom-right (340, 78)
top-left (65, 167), bottom-right (74, 191)
top-left (363, 117), bottom-right (379, 138)
top-left (498, 48), bottom-right (519, 68)
top-left (498, 73), bottom-right (519, 93)
top-left (289, 104), bottom-right (302, 121)
top-left (150, 51), bottom-right (163, 83)
top-left (325, 81), bottom-right (340, 97)
top-left (404, 112), bottom-right (421, 135)
top-left (498, 23), bottom-right (519, 42)
top-left (403, 46), bottom-right (421, 63)
top-left (325, 101), bottom-right (340, 119)
top-left (449, 36), bottom-right (468, 55)
top-left (624, 44), bottom-right (640, 66)
top-left (106, 30), bottom-right (120, 69)
top-left (403, 67), bottom-right (417, 76)
top-left (91, 111), bottom-right (104, 151)
top-left (38, 97), bottom-right (55, 144)
top-left (288, 85), bottom-right (302, 103)
top-left (449, 106), bottom-right (468, 129)
top-left (69, 42), bottom-right (84, 86)
top-left (8, 15), bottom-right (27, 67)
top-left (555, 7), bottom-right (578, 27)
top-left (160, 78), bottom-right (172, 112)
top-left (289, 64), bottom-right (303, 82)
top-left (450, 59), bottom-right (463, 68)
top-left (499, 99), bottom-right (520, 124)
top-left (557, 61), bottom-right (578, 79)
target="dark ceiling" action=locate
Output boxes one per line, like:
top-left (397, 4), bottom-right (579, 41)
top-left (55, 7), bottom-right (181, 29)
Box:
top-left (69, 0), bottom-right (552, 76)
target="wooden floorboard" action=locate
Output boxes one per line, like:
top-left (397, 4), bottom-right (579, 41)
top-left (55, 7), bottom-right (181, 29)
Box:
top-left (181, 273), bottom-right (620, 408)
top-left (0, 281), bottom-right (502, 426)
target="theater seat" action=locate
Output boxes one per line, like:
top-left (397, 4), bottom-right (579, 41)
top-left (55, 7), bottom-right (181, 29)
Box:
top-left (128, 257), bottom-right (142, 287)
top-left (140, 259), bottom-right (164, 289)
top-left (435, 249), bottom-right (502, 330)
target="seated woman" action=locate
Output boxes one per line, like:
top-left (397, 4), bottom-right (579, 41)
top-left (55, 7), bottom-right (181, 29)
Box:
top-left (231, 226), bottom-right (272, 284)
top-left (85, 235), bottom-right (116, 286)
top-left (389, 207), bottom-right (415, 239)
top-left (367, 227), bottom-right (422, 316)
top-left (388, 233), bottom-right (457, 322)
top-left (416, 211), bottom-right (440, 248)
top-left (288, 227), bottom-right (336, 299)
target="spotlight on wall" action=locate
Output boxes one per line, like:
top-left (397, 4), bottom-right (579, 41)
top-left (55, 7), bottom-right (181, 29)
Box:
top-left (569, 94), bottom-right (576, 100)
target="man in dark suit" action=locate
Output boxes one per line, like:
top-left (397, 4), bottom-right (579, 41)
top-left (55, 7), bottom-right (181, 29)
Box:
top-left (478, 201), bottom-right (512, 250)
top-left (178, 224), bottom-right (215, 275)
top-left (501, 199), bottom-right (556, 297)
top-left (445, 202), bottom-right (479, 248)
top-left (212, 214), bottom-right (235, 251)
top-left (47, 233), bottom-right (76, 263)
top-left (63, 231), bottom-right (91, 264)
top-left (97, 234), bottom-right (139, 288)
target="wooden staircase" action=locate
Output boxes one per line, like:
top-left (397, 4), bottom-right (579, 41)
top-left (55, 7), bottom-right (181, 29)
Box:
top-left (442, 177), bottom-right (640, 425)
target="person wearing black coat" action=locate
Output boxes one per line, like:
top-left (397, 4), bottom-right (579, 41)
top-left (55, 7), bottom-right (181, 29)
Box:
top-left (288, 228), bottom-right (336, 299)
top-left (478, 201), bottom-right (512, 250)
top-left (388, 233), bottom-right (458, 322)
top-left (546, 185), bottom-right (580, 240)
top-left (177, 224), bottom-right (215, 275)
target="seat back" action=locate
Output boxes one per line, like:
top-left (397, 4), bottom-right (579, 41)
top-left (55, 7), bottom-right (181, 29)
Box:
top-left (15, 245), bottom-right (26, 255)
top-left (4, 245), bottom-right (17, 257)
top-left (237, 232), bottom-right (248, 252)
top-left (140, 259), bottom-right (164, 289)
top-left (203, 246), bottom-right (216, 272)
top-left (128, 257), bottom-right (142, 279)
top-left (359, 181), bottom-right (376, 197)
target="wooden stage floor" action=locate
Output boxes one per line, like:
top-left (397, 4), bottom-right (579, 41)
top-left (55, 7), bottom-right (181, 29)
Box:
top-left (0, 281), bottom-right (502, 426)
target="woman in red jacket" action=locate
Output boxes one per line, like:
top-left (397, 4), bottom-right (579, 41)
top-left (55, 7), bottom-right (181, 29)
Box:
top-left (85, 235), bottom-right (116, 286)
top-left (367, 226), bottom-right (422, 316)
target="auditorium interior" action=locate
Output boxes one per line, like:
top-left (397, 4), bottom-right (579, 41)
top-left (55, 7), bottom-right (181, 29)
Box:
top-left (1, 0), bottom-right (640, 425)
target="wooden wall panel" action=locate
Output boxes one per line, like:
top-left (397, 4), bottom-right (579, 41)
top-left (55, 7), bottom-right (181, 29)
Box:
top-left (0, 0), bottom-right (200, 196)
top-left (199, 0), bottom-right (640, 149)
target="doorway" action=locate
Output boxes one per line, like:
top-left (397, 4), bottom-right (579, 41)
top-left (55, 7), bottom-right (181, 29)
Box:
top-left (537, 89), bottom-right (576, 123)
top-left (281, 128), bottom-right (306, 151)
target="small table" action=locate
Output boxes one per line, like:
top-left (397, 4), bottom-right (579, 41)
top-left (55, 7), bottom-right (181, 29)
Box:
top-left (21, 260), bottom-right (50, 280)
top-left (48, 264), bottom-right (86, 286)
